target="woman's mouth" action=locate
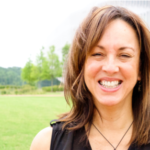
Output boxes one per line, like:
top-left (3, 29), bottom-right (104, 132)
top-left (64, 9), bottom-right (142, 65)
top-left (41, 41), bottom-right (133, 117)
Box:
top-left (98, 80), bottom-right (122, 89)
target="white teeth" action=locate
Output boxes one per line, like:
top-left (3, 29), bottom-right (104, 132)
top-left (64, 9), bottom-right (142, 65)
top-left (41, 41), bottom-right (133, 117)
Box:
top-left (110, 81), bottom-right (114, 86)
top-left (100, 80), bottom-right (120, 88)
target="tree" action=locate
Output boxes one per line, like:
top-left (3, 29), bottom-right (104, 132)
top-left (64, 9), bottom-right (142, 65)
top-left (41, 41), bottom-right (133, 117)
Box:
top-left (35, 46), bottom-right (61, 83)
top-left (40, 58), bottom-right (50, 80)
top-left (62, 43), bottom-right (70, 63)
top-left (21, 45), bottom-right (62, 89)
top-left (21, 59), bottom-right (36, 85)
top-left (0, 67), bottom-right (22, 85)
top-left (48, 45), bottom-right (62, 77)
top-left (36, 47), bottom-right (47, 87)
top-left (30, 64), bottom-right (39, 83)
top-left (46, 46), bottom-right (62, 90)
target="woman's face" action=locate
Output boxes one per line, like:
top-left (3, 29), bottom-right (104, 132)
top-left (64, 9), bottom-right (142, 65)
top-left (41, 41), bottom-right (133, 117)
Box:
top-left (84, 19), bottom-right (141, 106)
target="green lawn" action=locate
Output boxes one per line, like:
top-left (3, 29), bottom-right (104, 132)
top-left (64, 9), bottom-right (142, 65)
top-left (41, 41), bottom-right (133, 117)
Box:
top-left (0, 96), bottom-right (70, 150)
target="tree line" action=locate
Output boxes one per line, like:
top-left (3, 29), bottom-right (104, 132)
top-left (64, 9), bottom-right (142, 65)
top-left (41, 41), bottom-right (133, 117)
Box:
top-left (21, 43), bottom-right (70, 86)
top-left (0, 67), bottom-right (22, 85)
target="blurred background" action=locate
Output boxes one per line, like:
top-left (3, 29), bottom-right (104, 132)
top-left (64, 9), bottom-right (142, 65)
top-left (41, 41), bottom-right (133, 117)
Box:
top-left (0, 0), bottom-right (150, 91)
top-left (0, 0), bottom-right (149, 150)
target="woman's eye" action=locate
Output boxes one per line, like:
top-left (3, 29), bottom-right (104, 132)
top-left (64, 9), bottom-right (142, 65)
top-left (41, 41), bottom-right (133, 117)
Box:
top-left (121, 54), bottom-right (130, 58)
top-left (92, 53), bottom-right (103, 56)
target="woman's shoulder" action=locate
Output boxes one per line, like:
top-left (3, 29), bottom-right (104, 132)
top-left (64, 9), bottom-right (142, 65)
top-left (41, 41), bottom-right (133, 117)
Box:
top-left (30, 121), bottom-right (85, 150)
top-left (30, 126), bottom-right (52, 150)
top-left (30, 121), bottom-right (65, 150)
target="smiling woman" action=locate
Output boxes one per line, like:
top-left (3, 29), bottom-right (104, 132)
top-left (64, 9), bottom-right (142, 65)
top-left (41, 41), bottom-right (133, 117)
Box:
top-left (30, 5), bottom-right (150, 150)
top-left (84, 19), bottom-right (141, 106)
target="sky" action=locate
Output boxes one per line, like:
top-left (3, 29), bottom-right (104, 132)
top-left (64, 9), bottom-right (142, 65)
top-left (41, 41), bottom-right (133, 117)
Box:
top-left (0, 0), bottom-right (93, 68)
top-left (0, 0), bottom-right (149, 68)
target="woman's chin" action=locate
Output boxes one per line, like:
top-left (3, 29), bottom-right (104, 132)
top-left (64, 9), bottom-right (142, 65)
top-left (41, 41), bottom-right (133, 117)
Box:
top-left (102, 101), bottom-right (118, 106)
top-left (96, 97), bottom-right (121, 107)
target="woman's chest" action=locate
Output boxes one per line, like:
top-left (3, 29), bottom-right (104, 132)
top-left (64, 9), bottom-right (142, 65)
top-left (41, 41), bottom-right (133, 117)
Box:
top-left (88, 137), bottom-right (130, 150)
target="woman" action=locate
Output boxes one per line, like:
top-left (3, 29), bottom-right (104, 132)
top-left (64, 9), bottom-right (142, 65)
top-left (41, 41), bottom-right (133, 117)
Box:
top-left (30, 5), bottom-right (150, 150)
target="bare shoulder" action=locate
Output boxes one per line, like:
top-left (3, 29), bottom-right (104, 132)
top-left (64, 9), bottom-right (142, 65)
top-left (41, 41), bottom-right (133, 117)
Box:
top-left (30, 127), bottom-right (53, 150)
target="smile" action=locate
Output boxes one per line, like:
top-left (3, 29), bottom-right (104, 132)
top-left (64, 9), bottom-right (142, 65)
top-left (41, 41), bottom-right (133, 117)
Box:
top-left (98, 80), bottom-right (122, 89)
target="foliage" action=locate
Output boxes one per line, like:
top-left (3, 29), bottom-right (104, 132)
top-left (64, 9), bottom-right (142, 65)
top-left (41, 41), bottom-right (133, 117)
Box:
top-left (39, 46), bottom-right (62, 90)
top-left (62, 43), bottom-right (70, 63)
top-left (0, 84), bottom-right (64, 95)
top-left (42, 85), bottom-right (64, 92)
top-left (16, 85), bottom-right (36, 94)
top-left (0, 67), bottom-right (22, 85)
top-left (0, 84), bottom-right (36, 95)
top-left (36, 47), bottom-right (46, 82)
top-left (0, 43), bottom-right (70, 87)
top-left (21, 59), bottom-right (37, 85)
top-left (1, 90), bottom-right (7, 94)
top-left (0, 85), bottom-right (5, 89)
top-left (36, 46), bottom-right (62, 81)
top-left (47, 46), bottom-right (62, 79)
top-left (58, 85), bottom-right (64, 91)
top-left (40, 58), bottom-right (50, 80)
top-left (21, 46), bottom-right (63, 88)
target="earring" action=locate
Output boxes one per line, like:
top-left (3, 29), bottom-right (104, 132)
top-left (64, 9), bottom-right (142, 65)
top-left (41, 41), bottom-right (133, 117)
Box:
top-left (138, 81), bottom-right (141, 92)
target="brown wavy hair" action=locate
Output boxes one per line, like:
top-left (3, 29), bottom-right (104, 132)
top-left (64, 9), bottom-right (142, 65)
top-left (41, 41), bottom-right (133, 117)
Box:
top-left (60, 5), bottom-right (150, 146)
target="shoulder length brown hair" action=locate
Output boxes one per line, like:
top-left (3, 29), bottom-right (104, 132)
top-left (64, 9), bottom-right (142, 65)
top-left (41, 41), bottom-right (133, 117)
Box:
top-left (59, 5), bottom-right (150, 146)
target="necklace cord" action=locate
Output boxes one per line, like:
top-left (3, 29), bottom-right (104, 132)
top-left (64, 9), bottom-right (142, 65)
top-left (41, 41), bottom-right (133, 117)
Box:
top-left (92, 121), bottom-right (133, 150)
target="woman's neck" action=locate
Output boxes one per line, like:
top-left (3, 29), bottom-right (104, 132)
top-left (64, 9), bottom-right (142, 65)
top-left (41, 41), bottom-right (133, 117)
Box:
top-left (93, 100), bottom-right (133, 131)
top-left (88, 100), bottom-right (133, 150)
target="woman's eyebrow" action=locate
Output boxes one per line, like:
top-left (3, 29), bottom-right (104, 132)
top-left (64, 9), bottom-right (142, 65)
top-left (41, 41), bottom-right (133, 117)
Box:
top-left (96, 45), bottom-right (135, 52)
top-left (96, 45), bottom-right (105, 49)
top-left (119, 46), bottom-right (135, 52)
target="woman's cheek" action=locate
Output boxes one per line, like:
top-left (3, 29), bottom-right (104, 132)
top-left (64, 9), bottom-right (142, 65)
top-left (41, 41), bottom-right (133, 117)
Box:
top-left (121, 62), bottom-right (139, 79)
top-left (85, 61), bottom-right (101, 77)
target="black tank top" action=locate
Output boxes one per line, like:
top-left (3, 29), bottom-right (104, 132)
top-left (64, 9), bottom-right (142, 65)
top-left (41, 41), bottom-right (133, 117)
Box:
top-left (50, 121), bottom-right (150, 150)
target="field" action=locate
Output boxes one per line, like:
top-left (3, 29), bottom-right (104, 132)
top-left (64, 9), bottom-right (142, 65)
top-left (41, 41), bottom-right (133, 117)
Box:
top-left (0, 95), bottom-right (70, 150)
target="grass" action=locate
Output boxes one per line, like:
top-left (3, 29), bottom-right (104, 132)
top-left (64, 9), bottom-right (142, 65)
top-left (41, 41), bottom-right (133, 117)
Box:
top-left (0, 96), bottom-right (70, 150)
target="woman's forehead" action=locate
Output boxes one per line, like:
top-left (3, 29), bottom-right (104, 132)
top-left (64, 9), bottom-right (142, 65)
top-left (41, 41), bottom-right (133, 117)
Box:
top-left (87, 19), bottom-right (140, 53)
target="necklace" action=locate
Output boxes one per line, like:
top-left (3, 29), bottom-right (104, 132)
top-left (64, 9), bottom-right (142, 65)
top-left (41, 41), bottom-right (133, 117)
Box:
top-left (92, 121), bottom-right (133, 150)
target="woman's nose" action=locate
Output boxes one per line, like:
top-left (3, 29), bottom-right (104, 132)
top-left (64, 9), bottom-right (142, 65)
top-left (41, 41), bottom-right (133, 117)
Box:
top-left (102, 57), bottom-right (119, 75)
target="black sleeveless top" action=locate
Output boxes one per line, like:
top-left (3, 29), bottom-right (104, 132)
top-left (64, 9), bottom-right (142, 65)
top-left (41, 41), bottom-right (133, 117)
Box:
top-left (50, 121), bottom-right (150, 150)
